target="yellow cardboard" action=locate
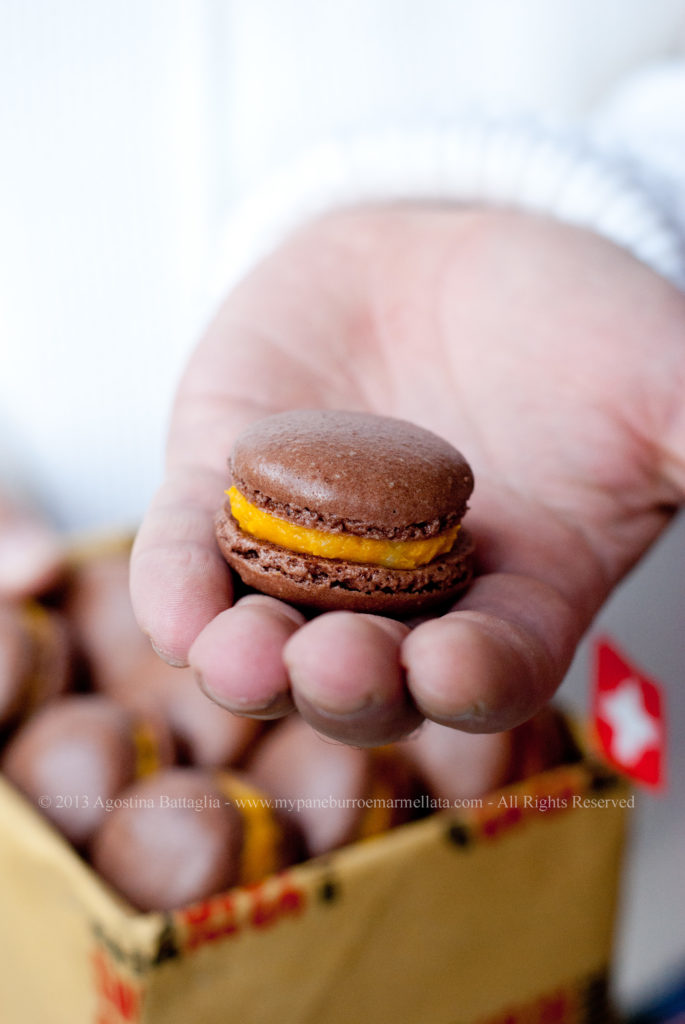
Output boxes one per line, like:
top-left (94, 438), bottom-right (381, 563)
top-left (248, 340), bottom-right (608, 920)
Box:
top-left (0, 754), bottom-right (628, 1024)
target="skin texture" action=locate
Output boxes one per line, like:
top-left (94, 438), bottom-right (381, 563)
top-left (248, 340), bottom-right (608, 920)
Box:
top-left (131, 207), bottom-right (685, 746)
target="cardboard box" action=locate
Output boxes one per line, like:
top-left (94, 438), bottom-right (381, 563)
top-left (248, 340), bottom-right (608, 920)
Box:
top-left (0, 744), bottom-right (629, 1024)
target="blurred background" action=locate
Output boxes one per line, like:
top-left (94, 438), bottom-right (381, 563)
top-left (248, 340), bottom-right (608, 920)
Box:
top-left (1, 0), bottom-right (684, 1009)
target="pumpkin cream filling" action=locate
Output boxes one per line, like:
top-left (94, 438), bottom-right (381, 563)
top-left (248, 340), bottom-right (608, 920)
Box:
top-left (226, 486), bottom-right (459, 570)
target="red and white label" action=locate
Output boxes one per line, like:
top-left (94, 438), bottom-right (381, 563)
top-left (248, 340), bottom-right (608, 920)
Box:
top-left (592, 638), bottom-right (666, 790)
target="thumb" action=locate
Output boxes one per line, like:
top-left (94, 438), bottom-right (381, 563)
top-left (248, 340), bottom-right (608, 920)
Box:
top-left (129, 387), bottom-right (271, 667)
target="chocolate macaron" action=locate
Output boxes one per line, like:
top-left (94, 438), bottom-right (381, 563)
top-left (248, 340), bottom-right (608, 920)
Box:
top-left (215, 410), bottom-right (474, 614)
top-left (2, 694), bottom-right (174, 847)
top-left (91, 767), bottom-right (303, 911)
top-left (248, 714), bottom-right (415, 857)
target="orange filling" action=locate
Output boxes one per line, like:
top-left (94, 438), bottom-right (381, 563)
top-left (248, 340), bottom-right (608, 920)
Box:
top-left (132, 723), bottom-right (162, 779)
top-left (215, 773), bottom-right (282, 885)
top-left (227, 486), bottom-right (458, 570)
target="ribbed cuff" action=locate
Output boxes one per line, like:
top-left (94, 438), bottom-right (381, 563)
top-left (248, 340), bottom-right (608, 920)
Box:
top-left (215, 120), bottom-right (685, 296)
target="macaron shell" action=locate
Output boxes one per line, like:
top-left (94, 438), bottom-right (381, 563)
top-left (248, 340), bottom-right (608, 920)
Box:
top-left (65, 549), bottom-right (150, 691)
top-left (90, 769), bottom-right (244, 912)
top-left (230, 410), bottom-right (474, 539)
top-left (397, 721), bottom-right (515, 802)
top-left (248, 715), bottom-right (372, 856)
top-left (21, 605), bottom-right (73, 712)
top-left (1, 695), bottom-right (159, 847)
top-left (216, 508), bottom-right (474, 614)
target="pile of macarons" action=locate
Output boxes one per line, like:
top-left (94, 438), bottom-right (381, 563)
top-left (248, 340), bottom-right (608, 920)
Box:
top-left (0, 538), bottom-right (577, 913)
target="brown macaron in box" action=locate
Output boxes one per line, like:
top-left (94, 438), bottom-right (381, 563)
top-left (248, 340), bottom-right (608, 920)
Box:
top-left (215, 409), bottom-right (475, 615)
top-left (0, 601), bottom-right (72, 735)
top-left (90, 767), bottom-right (304, 912)
top-left (1, 694), bottom-right (175, 848)
top-left (0, 589), bottom-right (577, 914)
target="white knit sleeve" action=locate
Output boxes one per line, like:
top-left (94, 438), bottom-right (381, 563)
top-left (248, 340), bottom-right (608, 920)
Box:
top-left (591, 61), bottom-right (685, 248)
top-left (214, 118), bottom-right (685, 300)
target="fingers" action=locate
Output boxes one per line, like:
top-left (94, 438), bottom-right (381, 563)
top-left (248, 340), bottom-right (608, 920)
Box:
top-left (189, 595), bottom-right (304, 718)
top-left (130, 466), bottom-right (233, 666)
top-left (285, 613), bottom-right (420, 746)
top-left (188, 571), bottom-right (579, 744)
top-left (402, 572), bottom-right (580, 732)
top-left (189, 602), bottom-right (421, 747)
top-left (0, 502), bottom-right (64, 599)
top-left (137, 465), bottom-right (582, 738)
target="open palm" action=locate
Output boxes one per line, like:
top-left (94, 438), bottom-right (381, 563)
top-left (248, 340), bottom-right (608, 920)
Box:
top-left (131, 208), bottom-right (685, 745)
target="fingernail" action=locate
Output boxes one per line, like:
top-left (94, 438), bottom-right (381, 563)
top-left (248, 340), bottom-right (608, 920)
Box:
top-left (149, 640), bottom-right (188, 668)
top-left (196, 671), bottom-right (294, 719)
top-left (293, 692), bottom-right (423, 747)
top-left (420, 706), bottom-right (500, 733)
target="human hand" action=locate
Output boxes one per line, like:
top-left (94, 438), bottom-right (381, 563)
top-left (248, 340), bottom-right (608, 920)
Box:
top-left (131, 208), bottom-right (685, 745)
